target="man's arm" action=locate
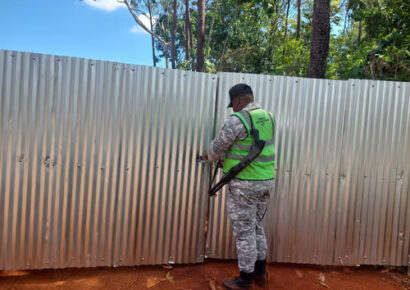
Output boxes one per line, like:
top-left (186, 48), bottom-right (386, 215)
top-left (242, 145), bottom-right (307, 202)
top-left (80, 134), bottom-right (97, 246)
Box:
top-left (207, 115), bottom-right (247, 162)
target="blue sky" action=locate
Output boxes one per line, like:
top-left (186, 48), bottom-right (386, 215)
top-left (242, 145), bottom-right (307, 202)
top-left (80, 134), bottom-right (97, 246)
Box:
top-left (0, 0), bottom-right (162, 66)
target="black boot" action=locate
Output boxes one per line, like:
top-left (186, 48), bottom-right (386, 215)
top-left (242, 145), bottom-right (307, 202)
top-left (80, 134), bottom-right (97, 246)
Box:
top-left (253, 260), bottom-right (267, 287)
top-left (222, 271), bottom-right (253, 289)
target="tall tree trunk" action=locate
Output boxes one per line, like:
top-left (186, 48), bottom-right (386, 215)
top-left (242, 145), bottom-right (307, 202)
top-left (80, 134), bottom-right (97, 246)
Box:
top-left (188, 4), bottom-right (193, 49)
top-left (148, 4), bottom-right (156, 67)
top-left (296, 0), bottom-right (301, 40)
top-left (185, 0), bottom-right (192, 61)
top-left (150, 36), bottom-right (156, 67)
top-left (284, 0), bottom-right (291, 41)
top-left (196, 0), bottom-right (205, 72)
top-left (307, 0), bottom-right (330, 78)
top-left (161, 22), bottom-right (170, 69)
top-left (171, 0), bottom-right (177, 69)
top-left (164, 47), bottom-right (169, 69)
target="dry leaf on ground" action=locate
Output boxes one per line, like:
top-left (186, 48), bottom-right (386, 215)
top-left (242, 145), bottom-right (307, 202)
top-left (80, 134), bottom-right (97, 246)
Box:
top-left (318, 273), bottom-right (326, 283)
top-left (209, 279), bottom-right (217, 290)
top-left (295, 270), bottom-right (303, 278)
top-left (146, 276), bottom-right (166, 288)
top-left (318, 273), bottom-right (329, 288)
top-left (166, 271), bottom-right (175, 283)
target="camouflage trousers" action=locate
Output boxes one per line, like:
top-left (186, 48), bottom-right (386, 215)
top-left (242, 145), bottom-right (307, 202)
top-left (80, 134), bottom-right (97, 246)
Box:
top-left (226, 184), bottom-right (272, 273)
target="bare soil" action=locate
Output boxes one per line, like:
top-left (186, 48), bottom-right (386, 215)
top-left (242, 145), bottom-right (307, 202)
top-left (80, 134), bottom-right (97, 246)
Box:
top-left (0, 260), bottom-right (409, 290)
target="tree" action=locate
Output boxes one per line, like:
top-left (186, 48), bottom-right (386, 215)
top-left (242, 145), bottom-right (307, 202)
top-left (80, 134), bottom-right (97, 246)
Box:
top-left (296, 0), bottom-right (301, 39)
top-left (195, 0), bottom-right (206, 72)
top-left (146, 1), bottom-right (156, 66)
top-left (327, 0), bottom-right (410, 80)
top-left (171, 0), bottom-right (177, 69)
top-left (82, 0), bottom-right (408, 80)
top-left (184, 0), bottom-right (193, 60)
top-left (124, 0), bottom-right (170, 68)
top-left (307, 0), bottom-right (330, 78)
top-left (284, 0), bottom-right (291, 42)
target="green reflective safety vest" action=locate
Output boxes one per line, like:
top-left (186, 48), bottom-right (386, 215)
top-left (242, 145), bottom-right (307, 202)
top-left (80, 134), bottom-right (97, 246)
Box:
top-left (223, 108), bottom-right (276, 180)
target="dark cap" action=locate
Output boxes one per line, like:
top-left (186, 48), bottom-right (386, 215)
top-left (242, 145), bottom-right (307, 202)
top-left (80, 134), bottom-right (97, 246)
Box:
top-left (228, 83), bottom-right (253, 108)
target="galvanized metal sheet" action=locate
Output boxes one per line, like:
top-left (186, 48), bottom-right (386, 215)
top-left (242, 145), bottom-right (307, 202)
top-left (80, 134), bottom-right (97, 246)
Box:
top-left (1, 50), bottom-right (408, 270)
top-left (335, 79), bottom-right (410, 266)
top-left (0, 50), bottom-right (216, 270)
top-left (206, 72), bottom-right (409, 266)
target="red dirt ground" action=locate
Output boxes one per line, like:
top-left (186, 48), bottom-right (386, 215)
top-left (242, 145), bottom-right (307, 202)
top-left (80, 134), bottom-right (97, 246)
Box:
top-left (0, 260), bottom-right (409, 290)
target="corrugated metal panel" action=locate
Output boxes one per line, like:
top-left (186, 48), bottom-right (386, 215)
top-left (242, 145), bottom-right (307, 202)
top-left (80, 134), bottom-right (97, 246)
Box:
top-left (206, 72), bottom-right (409, 266)
top-left (334, 79), bottom-right (410, 266)
top-left (1, 50), bottom-right (408, 270)
top-left (0, 50), bottom-right (216, 270)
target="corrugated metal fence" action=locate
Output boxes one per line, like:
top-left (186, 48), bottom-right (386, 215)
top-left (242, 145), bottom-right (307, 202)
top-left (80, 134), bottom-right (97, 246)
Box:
top-left (0, 50), bottom-right (409, 270)
top-left (0, 50), bottom-right (216, 270)
top-left (207, 73), bottom-right (410, 267)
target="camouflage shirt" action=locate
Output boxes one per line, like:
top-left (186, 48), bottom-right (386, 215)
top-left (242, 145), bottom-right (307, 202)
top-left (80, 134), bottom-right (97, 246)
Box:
top-left (208, 102), bottom-right (275, 190)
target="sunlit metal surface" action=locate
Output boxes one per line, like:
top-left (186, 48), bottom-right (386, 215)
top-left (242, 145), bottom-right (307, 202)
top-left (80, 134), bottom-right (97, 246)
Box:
top-left (0, 50), bottom-right (216, 270)
top-left (0, 50), bottom-right (408, 270)
top-left (206, 73), bottom-right (409, 266)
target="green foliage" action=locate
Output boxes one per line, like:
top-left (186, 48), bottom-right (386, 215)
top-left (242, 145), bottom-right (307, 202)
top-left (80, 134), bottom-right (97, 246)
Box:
top-left (202, 0), bottom-right (314, 75)
top-left (149, 0), bottom-right (409, 80)
top-left (328, 0), bottom-right (410, 80)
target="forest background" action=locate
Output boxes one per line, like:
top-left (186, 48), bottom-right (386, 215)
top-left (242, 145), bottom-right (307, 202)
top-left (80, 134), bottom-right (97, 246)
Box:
top-left (107, 0), bottom-right (409, 80)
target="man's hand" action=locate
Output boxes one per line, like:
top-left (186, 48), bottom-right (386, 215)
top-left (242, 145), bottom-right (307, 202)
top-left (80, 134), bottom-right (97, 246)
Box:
top-left (217, 160), bottom-right (224, 168)
top-left (204, 152), bottom-right (223, 167)
top-left (206, 151), bottom-right (219, 162)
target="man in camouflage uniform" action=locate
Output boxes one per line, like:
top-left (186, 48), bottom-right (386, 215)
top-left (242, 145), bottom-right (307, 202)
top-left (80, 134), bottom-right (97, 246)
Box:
top-left (207, 84), bottom-right (276, 289)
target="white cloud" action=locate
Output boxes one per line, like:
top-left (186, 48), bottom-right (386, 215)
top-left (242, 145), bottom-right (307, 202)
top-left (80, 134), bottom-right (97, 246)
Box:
top-left (130, 14), bottom-right (156, 34)
top-left (83, 0), bottom-right (124, 12)
top-left (130, 25), bottom-right (146, 34)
